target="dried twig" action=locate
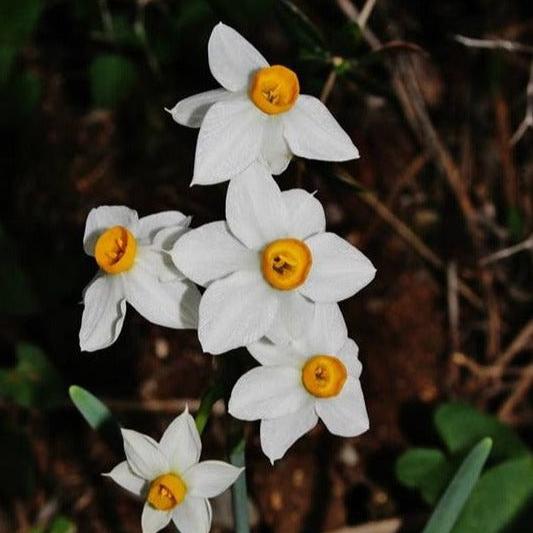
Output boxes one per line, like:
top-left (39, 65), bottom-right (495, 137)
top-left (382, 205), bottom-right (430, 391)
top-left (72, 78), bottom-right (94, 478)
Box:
top-left (357, 0), bottom-right (378, 30)
top-left (480, 233), bottom-right (533, 265)
top-left (328, 518), bottom-right (401, 533)
top-left (447, 262), bottom-right (461, 353)
top-left (494, 318), bottom-right (533, 370)
top-left (498, 365), bottom-right (533, 421)
top-left (454, 34), bottom-right (533, 55)
top-left (510, 60), bottom-right (533, 145)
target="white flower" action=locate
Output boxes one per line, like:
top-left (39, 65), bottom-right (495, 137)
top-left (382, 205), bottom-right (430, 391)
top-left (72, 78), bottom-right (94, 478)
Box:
top-left (105, 408), bottom-right (243, 533)
top-left (80, 206), bottom-right (201, 352)
top-left (170, 164), bottom-right (376, 354)
top-left (168, 22), bottom-right (359, 185)
top-left (228, 305), bottom-right (368, 464)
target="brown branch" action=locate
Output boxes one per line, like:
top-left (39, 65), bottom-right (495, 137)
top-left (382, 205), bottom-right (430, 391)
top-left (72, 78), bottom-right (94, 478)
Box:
top-left (498, 365), bottom-right (533, 422)
top-left (454, 35), bottom-right (533, 55)
top-left (480, 233), bottom-right (533, 265)
top-left (494, 318), bottom-right (533, 370)
top-left (510, 60), bottom-right (533, 145)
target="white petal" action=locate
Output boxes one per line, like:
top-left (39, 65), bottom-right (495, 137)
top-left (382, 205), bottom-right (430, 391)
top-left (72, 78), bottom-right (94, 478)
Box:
top-left (172, 497), bottom-right (211, 533)
top-left (260, 403), bottom-right (318, 464)
top-left (208, 22), bottom-right (268, 92)
top-left (315, 377), bottom-right (369, 437)
top-left (83, 206), bottom-right (139, 256)
top-left (159, 408), bottom-right (201, 474)
top-left (137, 211), bottom-right (189, 244)
top-left (167, 89), bottom-right (230, 128)
top-left (247, 337), bottom-right (304, 367)
top-left (226, 164), bottom-right (288, 250)
top-left (184, 461), bottom-right (243, 498)
top-left (135, 247), bottom-right (182, 283)
top-left (300, 303), bottom-right (347, 355)
top-left (260, 117), bottom-right (292, 174)
top-left (198, 270), bottom-right (278, 354)
top-left (79, 275), bottom-right (126, 352)
top-left (282, 189), bottom-right (326, 240)
top-left (121, 429), bottom-right (168, 480)
top-left (283, 95), bottom-right (359, 162)
top-left (193, 97), bottom-right (265, 185)
top-left (141, 503), bottom-right (172, 533)
top-left (228, 366), bottom-right (309, 420)
top-left (170, 221), bottom-right (257, 287)
top-left (301, 232), bottom-right (376, 302)
top-left (104, 461), bottom-right (146, 497)
top-left (337, 338), bottom-right (362, 378)
top-left (124, 266), bottom-right (200, 329)
top-left (153, 223), bottom-right (191, 251)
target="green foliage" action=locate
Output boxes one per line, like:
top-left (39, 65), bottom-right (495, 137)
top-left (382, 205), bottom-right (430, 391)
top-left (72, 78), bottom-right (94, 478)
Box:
top-left (506, 207), bottom-right (524, 241)
top-left (195, 382), bottom-right (224, 435)
top-left (423, 438), bottom-right (492, 533)
top-left (31, 516), bottom-right (77, 533)
top-left (0, 343), bottom-right (63, 408)
top-left (0, 0), bottom-right (42, 48)
top-left (89, 54), bottom-right (138, 108)
top-left (69, 385), bottom-right (112, 430)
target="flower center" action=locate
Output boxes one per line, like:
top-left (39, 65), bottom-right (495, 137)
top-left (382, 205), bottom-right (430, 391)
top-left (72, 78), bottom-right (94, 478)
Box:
top-left (261, 238), bottom-right (312, 290)
top-left (249, 65), bottom-right (300, 115)
top-left (147, 473), bottom-right (187, 511)
top-left (94, 225), bottom-right (137, 274)
top-left (302, 355), bottom-right (347, 398)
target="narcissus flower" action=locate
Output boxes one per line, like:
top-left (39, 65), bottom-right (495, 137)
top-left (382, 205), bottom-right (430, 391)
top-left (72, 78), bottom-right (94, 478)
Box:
top-left (168, 22), bottom-right (359, 185)
top-left (228, 305), bottom-right (368, 463)
top-left (105, 408), bottom-right (243, 533)
top-left (80, 206), bottom-right (201, 352)
top-left (171, 165), bottom-right (376, 354)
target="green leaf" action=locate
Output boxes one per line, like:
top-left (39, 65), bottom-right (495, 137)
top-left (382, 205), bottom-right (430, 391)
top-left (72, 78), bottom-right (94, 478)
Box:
top-left (506, 207), bottom-right (524, 241)
top-left (195, 382), bottom-right (224, 435)
top-left (423, 438), bottom-right (492, 533)
top-left (0, 0), bottom-right (42, 47)
top-left (89, 54), bottom-right (138, 108)
top-left (69, 385), bottom-right (112, 430)
top-left (31, 515), bottom-right (77, 533)
top-left (435, 403), bottom-right (529, 461)
top-left (0, 343), bottom-right (63, 409)
top-left (451, 456), bottom-right (533, 533)
top-left (396, 448), bottom-right (455, 505)
top-left (0, 46), bottom-right (16, 84)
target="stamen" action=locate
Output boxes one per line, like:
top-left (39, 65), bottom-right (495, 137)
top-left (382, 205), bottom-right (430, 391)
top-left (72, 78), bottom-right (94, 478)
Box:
top-left (302, 355), bottom-right (347, 398)
top-left (94, 226), bottom-right (137, 274)
top-left (250, 65), bottom-right (300, 115)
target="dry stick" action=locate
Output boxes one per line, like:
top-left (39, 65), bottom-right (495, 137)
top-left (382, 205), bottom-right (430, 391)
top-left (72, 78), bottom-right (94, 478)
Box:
top-left (328, 518), bottom-right (401, 533)
top-left (510, 60), bottom-right (533, 144)
top-left (480, 233), bottom-right (533, 265)
top-left (498, 364), bottom-right (533, 421)
top-left (357, 0), bottom-right (378, 29)
top-left (494, 318), bottom-right (533, 371)
top-left (336, 169), bottom-right (484, 310)
top-left (447, 262), bottom-right (461, 353)
top-left (320, 68), bottom-right (338, 103)
top-left (454, 35), bottom-right (533, 55)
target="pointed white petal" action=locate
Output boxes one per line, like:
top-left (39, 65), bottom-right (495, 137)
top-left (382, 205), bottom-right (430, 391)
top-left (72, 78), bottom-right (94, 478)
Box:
top-left (260, 117), bottom-right (292, 174)
top-left (283, 95), bottom-right (359, 161)
top-left (247, 337), bottom-right (304, 367)
top-left (153, 222), bottom-right (191, 251)
top-left (226, 164), bottom-right (288, 250)
top-left (301, 232), bottom-right (376, 302)
top-left (193, 97), bottom-right (265, 185)
top-left (79, 275), bottom-right (126, 352)
top-left (135, 247), bottom-right (182, 283)
top-left (282, 189), bottom-right (325, 240)
top-left (208, 22), bottom-right (268, 92)
top-left (198, 270), bottom-right (278, 354)
top-left (300, 303), bottom-right (347, 356)
top-left (184, 461), bottom-right (243, 498)
top-left (172, 497), bottom-right (211, 533)
top-left (228, 366), bottom-right (309, 420)
top-left (159, 408), bottom-right (201, 474)
top-left (337, 338), bottom-right (362, 378)
top-left (83, 206), bottom-right (139, 256)
top-left (260, 403), bottom-right (318, 464)
top-left (315, 377), bottom-right (369, 437)
top-left (170, 221), bottom-right (257, 287)
top-left (167, 89), bottom-right (230, 127)
top-left (104, 461), bottom-right (147, 497)
top-left (141, 503), bottom-right (172, 533)
top-left (137, 211), bottom-right (189, 244)
top-left (121, 429), bottom-right (168, 480)
top-left (124, 266), bottom-right (200, 329)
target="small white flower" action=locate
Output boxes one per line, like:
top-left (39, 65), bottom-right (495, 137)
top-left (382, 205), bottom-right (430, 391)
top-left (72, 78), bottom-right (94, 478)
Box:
top-left (80, 206), bottom-right (201, 352)
top-left (171, 165), bottom-right (376, 354)
top-left (228, 305), bottom-right (368, 464)
top-left (168, 22), bottom-right (359, 185)
top-left (105, 408), bottom-right (243, 533)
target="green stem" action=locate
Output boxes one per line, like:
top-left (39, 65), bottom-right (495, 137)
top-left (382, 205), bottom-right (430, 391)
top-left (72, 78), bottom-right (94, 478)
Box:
top-left (229, 427), bottom-right (250, 533)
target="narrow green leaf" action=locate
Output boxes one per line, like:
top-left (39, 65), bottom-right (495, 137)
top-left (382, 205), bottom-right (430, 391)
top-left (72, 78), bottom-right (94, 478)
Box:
top-left (229, 421), bottom-right (249, 533)
top-left (195, 382), bottom-right (224, 435)
top-left (69, 385), bottom-right (112, 430)
top-left (422, 438), bottom-right (493, 533)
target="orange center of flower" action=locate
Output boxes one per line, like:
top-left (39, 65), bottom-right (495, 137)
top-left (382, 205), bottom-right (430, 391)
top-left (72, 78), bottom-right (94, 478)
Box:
top-left (249, 65), bottom-right (300, 115)
top-left (302, 355), bottom-right (347, 398)
top-left (261, 238), bottom-right (312, 290)
top-left (94, 225), bottom-right (137, 274)
top-left (147, 473), bottom-right (187, 511)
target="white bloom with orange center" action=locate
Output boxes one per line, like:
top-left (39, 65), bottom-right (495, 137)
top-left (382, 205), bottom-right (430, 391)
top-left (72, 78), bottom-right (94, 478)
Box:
top-left (168, 22), bottom-right (359, 185)
top-left (228, 305), bottom-right (368, 463)
top-left (105, 408), bottom-right (243, 533)
top-left (170, 165), bottom-right (376, 354)
top-left (80, 206), bottom-right (201, 352)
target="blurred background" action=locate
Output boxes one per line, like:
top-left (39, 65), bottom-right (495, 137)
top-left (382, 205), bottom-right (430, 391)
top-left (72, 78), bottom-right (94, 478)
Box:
top-left (1, 0), bottom-right (532, 532)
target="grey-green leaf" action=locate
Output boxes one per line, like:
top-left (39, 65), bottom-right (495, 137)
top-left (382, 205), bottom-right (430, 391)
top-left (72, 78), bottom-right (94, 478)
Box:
top-left (69, 385), bottom-right (112, 430)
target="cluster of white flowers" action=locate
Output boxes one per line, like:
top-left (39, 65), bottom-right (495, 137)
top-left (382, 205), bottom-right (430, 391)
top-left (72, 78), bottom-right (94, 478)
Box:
top-left (79, 23), bottom-right (375, 533)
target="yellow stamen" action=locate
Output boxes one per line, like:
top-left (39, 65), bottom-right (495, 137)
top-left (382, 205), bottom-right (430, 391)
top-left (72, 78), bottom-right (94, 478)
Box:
top-left (94, 226), bottom-right (137, 274)
top-left (147, 473), bottom-right (187, 511)
top-left (249, 65), bottom-right (300, 115)
top-left (302, 355), bottom-right (347, 398)
top-left (261, 238), bottom-right (312, 290)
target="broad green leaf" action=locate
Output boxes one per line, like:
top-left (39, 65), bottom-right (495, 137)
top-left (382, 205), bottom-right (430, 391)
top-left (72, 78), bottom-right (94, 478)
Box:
top-left (89, 54), bottom-right (138, 108)
top-left (0, 0), bottom-right (42, 47)
top-left (69, 385), bottom-right (112, 430)
top-left (0, 343), bottom-right (63, 408)
top-left (396, 448), bottom-right (455, 505)
top-left (435, 403), bottom-right (528, 461)
top-left (423, 438), bottom-right (492, 533)
top-left (31, 516), bottom-right (77, 533)
top-left (451, 456), bottom-right (533, 533)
